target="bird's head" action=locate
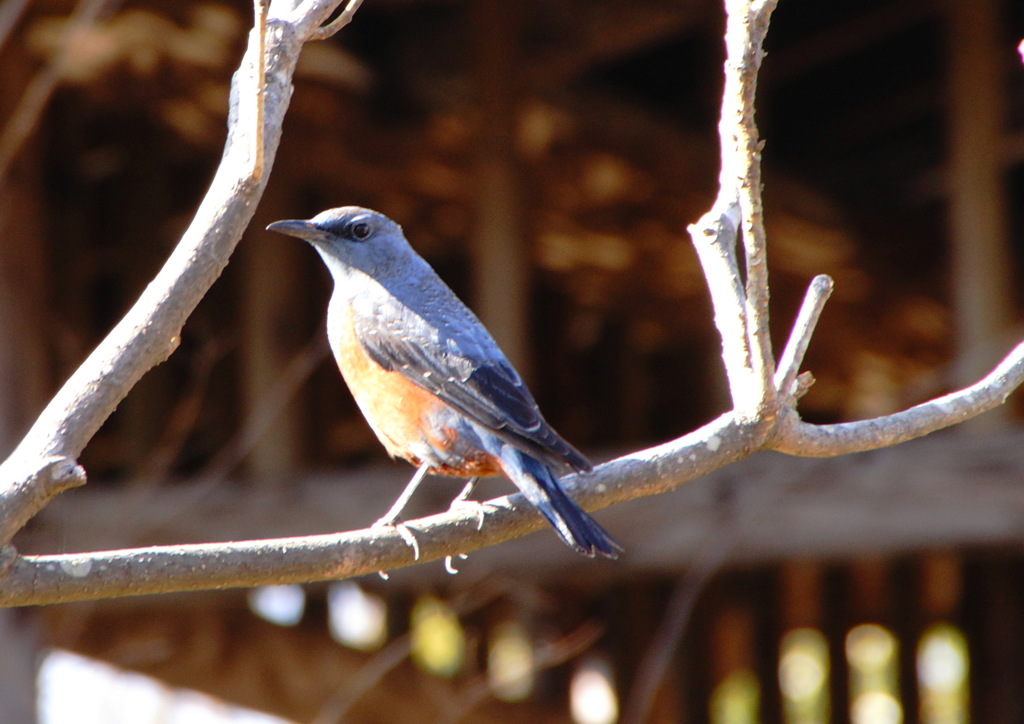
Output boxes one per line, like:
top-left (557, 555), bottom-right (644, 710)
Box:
top-left (267, 206), bottom-right (411, 282)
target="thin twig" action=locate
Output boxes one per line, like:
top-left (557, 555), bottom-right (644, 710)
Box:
top-left (774, 274), bottom-right (833, 399)
top-left (310, 0), bottom-right (363, 41)
top-left (312, 637), bottom-right (413, 724)
top-left (619, 575), bottom-right (705, 724)
top-left (621, 488), bottom-right (758, 724)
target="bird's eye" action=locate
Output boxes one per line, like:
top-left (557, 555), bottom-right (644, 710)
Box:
top-left (350, 222), bottom-right (371, 240)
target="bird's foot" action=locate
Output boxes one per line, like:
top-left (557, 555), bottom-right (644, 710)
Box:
top-left (446, 478), bottom-right (495, 531)
top-left (447, 498), bottom-right (494, 532)
top-left (371, 516), bottom-right (421, 561)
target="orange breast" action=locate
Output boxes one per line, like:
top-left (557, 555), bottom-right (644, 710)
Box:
top-left (329, 300), bottom-right (500, 477)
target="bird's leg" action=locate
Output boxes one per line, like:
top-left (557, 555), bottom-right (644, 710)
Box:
top-left (443, 478), bottom-right (482, 575)
top-left (372, 462), bottom-right (431, 560)
top-left (452, 477), bottom-right (479, 505)
top-left (447, 477), bottom-right (489, 531)
top-left (375, 462), bottom-right (430, 525)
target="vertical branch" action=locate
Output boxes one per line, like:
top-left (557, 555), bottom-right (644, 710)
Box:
top-left (689, 199), bottom-right (754, 410)
top-left (694, 0), bottom-right (778, 419)
top-left (237, 0), bottom-right (268, 181)
top-left (718, 0), bottom-right (778, 414)
top-left (252, 0), bottom-right (269, 180)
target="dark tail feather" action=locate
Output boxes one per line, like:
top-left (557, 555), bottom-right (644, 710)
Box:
top-left (498, 446), bottom-right (622, 559)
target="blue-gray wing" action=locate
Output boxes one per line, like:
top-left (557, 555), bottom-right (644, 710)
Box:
top-left (353, 293), bottom-right (592, 474)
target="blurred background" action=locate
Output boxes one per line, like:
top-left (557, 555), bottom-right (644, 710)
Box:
top-left (2, 0), bottom-right (1024, 721)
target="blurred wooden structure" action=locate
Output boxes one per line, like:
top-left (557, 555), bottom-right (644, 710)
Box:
top-left (2, 0), bottom-right (1024, 721)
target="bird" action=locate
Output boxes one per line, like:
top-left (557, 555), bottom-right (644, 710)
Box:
top-left (267, 206), bottom-right (620, 559)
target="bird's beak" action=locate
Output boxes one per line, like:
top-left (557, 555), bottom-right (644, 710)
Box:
top-left (266, 219), bottom-right (320, 242)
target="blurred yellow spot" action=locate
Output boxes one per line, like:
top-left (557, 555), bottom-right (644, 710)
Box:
top-left (710, 669), bottom-right (761, 724)
top-left (847, 624), bottom-right (902, 724)
top-left (779, 628), bottom-right (830, 724)
top-left (487, 621), bottom-right (535, 702)
top-left (410, 596), bottom-right (465, 677)
top-left (918, 623), bottom-right (969, 724)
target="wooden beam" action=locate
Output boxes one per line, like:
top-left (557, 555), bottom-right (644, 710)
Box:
top-left (470, 0), bottom-right (530, 373)
top-left (947, 0), bottom-right (1013, 413)
top-left (0, 163), bottom-right (51, 457)
top-left (0, 83), bottom-right (53, 719)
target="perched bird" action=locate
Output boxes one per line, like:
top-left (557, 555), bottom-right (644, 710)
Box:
top-left (267, 207), bottom-right (620, 558)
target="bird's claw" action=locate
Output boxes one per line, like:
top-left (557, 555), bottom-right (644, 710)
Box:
top-left (447, 478), bottom-right (494, 531)
top-left (372, 518), bottom-right (421, 561)
top-left (444, 553), bottom-right (468, 574)
top-left (447, 497), bottom-right (492, 531)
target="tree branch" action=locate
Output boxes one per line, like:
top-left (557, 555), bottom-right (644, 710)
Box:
top-left (0, 0), bottom-right (352, 546)
top-left (774, 339), bottom-right (1024, 456)
top-left (0, 456), bottom-right (85, 547)
top-left (2, 0), bottom-right (1024, 608)
top-left (8, 317), bottom-right (1022, 605)
top-left (0, 413), bottom-right (763, 606)
top-left (309, 0), bottom-right (362, 41)
top-left (250, 0), bottom-right (269, 180)
top-left (688, 197), bottom-right (751, 409)
top-left (774, 274), bottom-right (833, 399)
top-left (718, 0), bottom-right (779, 416)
